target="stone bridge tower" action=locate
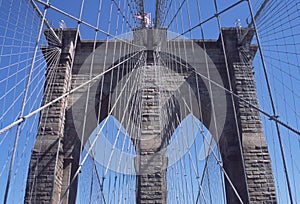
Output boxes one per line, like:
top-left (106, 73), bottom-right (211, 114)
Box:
top-left (25, 27), bottom-right (277, 203)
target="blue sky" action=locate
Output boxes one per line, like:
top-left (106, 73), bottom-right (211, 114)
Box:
top-left (0, 0), bottom-right (300, 203)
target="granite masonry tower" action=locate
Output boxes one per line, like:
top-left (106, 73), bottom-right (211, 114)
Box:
top-left (25, 27), bottom-right (277, 204)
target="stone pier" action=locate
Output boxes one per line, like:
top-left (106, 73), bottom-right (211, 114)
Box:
top-left (25, 27), bottom-right (277, 203)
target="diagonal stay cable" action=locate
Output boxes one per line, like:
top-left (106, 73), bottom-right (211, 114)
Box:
top-left (247, 0), bottom-right (294, 202)
top-left (161, 0), bottom-right (173, 27)
top-left (167, 0), bottom-right (186, 29)
top-left (157, 49), bottom-right (220, 202)
top-left (62, 52), bottom-right (144, 203)
top-left (103, 61), bottom-right (144, 178)
top-left (165, 51), bottom-right (300, 136)
top-left (33, 0), bottom-right (143, 48)
top-left (0, 50), bottom-right (144, 135)
top-left (172, 0), bottom-right (245, 39)
top-left (213, 0), bottom-right (250, 201)
top-left (111, 0), bottom-right (134, 29)
top-left (157, 53), bottom-right (244, 203)
top-left (0, 47), bottom-right (59, 146)
top-left (59, 50), bottom-right (145, 203)
top-left (29, 0), bottom-right (61, 46)
top-left (3, 0), bottom-right (52, 202)
top-left (77, 0), bottom-right (106, 201)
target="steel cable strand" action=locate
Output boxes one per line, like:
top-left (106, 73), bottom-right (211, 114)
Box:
top-left (156, 51), bottom-right (244, 203)
top-left (58, 51), bottom-right (145, 203)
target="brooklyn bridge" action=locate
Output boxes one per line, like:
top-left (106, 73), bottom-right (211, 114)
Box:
top-left (0, 0), bottom-right (299, 203)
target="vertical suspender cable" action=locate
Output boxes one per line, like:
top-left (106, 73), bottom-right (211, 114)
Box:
top-left (3, 0), bottom-right (50, 203)
top-left (58, 51), bottom-right (145, 203)
top-left (247, 0), bottom-right (294, 203)
top-left (213, 0), bottom-right (250, 202)
top-left (49, 0), bottom-right (86, 201)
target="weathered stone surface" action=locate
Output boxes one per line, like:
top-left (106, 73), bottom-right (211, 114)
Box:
top-left (223, 28), bottom-right (276, 203)
top-left (25, 30), bottom-right (74, 204)
top-left (25, 27), bottom-right (277, 204)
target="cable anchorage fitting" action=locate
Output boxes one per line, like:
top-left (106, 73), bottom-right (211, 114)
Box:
top-left (44, 2), bottom-right (51, 9)
top-left (18, 116), bottom-right (26, 122)
top-left (269, 115), bottom-right (279, 121)
top-left (217, 160), bottom-right (223, 166)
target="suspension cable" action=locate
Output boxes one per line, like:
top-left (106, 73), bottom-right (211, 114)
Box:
top-left (247, 0), bottom-right (294, 202)
top-left (3, 1), bottom-right (50, 202)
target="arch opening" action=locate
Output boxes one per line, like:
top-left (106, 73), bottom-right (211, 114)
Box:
top-left (166, 114), bottom-right (225, 203)
top-left (77, 115), bottom-right (137, 203)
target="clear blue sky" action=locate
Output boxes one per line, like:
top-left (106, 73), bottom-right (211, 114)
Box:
top-left (0, 0), bottom-right (299, 203)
